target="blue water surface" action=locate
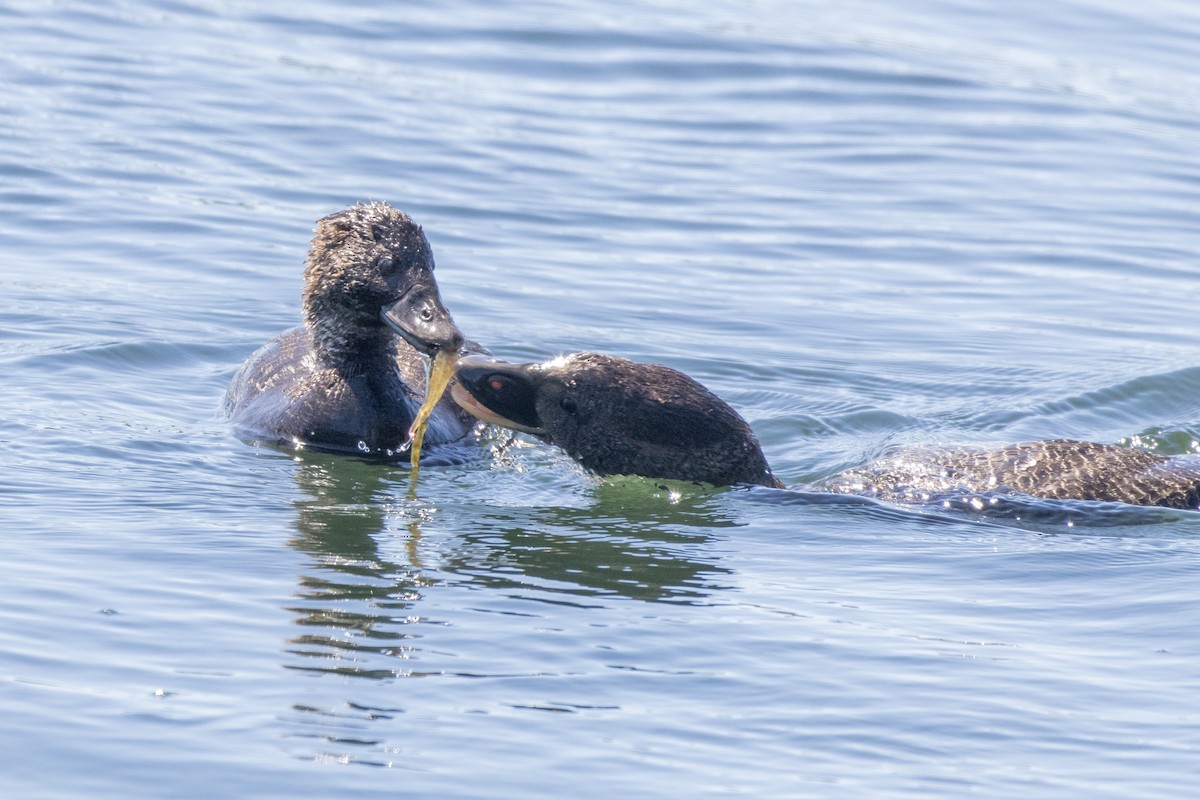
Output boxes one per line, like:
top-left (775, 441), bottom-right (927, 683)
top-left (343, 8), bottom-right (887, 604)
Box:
top-left (2, 1), bottom-right (1199, 797)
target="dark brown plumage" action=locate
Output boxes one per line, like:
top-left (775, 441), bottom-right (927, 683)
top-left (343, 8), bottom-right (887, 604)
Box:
top-left (225, 202), bottom-right (479, 455)
top-left (452, 353), bottom-right (782, 487)
top-left (819, 439), bottom-right (1200, 509)
top-left (453, 352), bottom-right (1200, 508)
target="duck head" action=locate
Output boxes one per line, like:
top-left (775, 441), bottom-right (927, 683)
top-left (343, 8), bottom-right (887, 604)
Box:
top-left (452, 352), bottom-right (781, 488)
top-left (302, 202), bottom-right (463, 360)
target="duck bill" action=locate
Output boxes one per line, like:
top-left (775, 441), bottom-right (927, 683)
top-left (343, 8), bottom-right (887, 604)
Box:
top-left (381, 283), bottom-right (464, 355)
top-left (451, 355), bottom-right (546, 435)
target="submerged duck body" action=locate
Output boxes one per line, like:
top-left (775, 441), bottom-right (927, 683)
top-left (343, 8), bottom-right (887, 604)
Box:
top-left (818, 439), bottom-right (1200, 509)
top-left (225, 202), bottom-right (480, 455)
top-left (452, 351), bottom-right (1200, 509)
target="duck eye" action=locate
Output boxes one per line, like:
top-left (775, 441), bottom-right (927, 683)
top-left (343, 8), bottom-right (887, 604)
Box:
top-left (377, 254), bottom-right (396, 275)
top-left (559, 397), bottom-right (578, 415)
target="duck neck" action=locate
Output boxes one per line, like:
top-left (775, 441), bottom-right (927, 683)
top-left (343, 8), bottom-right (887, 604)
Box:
top-left (305, 305), bottom-right (397, 377)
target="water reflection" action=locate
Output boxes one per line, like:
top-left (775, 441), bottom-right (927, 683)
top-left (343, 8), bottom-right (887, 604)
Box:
top-left (286, 453), bottom-right (433, 680)
top-left (442, 481), bottom-right (739, 604)
top-left (279, 450), bottom-right (740, 760)
top-left (278, 450), bottom-right (739, 762)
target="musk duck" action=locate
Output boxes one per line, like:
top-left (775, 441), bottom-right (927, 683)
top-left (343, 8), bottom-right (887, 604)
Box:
top-left (452, 352), bottom-right (1200, 508)
top-left (452, 352), bottom-right (782, 487)
top-left (226, 202), bottom-right (482, 456)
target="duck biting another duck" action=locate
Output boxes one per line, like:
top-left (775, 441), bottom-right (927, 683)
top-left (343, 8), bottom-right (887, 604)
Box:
top-left (452, 353), bottom-right (784, 488)
top-left (452, 352), bottom-right (1200, 509)
top-left (226, 202), bottom-right (482, 458)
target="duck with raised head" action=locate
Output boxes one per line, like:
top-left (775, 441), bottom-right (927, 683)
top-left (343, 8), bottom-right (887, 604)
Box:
top-left (451, 352), bottom-right (1200, 508)
top-left (225, 202), bottom-right (483, 455)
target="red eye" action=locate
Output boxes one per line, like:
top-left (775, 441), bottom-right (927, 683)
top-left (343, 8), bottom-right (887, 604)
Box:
top-left (489, 379), bottom-right (504, 391)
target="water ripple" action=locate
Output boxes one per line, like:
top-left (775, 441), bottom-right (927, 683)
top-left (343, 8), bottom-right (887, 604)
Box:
top-left (3, 1), bottom-right (1200, 798)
